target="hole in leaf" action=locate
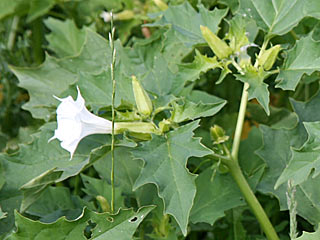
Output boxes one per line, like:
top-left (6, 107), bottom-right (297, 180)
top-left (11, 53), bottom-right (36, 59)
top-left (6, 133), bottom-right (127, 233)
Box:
top-left (129, 216), bottom-right (138, 222)
top-left (107, 217), bottom-right (114, 222)
top-left (84, 220), bottom-right (97, 239)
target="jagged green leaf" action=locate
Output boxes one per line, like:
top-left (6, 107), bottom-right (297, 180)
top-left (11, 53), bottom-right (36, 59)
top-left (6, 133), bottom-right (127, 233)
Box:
top-left (27, 0), bottom-right (56, 22)
top-left (44, 17), bottom-right (86, 57)
top-left (10, 28), bottom-right (136, 120)
top-left (0, 123), bottom-right (133, 234)
top-left (170, 90), bottom-right (226, 123)
top-left (257, 125), bottom-right (320, 225)
top-left (238, 0), bottom-right (320, 36)
top-left (81, 174), bottom-right (124, 211)
top-left (148, 2), bottom-right (228, 47)
top-left (93, 147), bottom-right (142, 195)
top-left (25, 186), bottom-right (93, 223)
top-left (235, 67), bottom-right (270, 115)
top-left (191, 127), bottom-right (265, 225)
top-left (7, 206), bottom-right (154, 240)
top-left (219, 0), bottom-right (239, 13)
top-left (297, 228), bottom-right (320, 240)
top-left (176, 51), bottom-right (221, 83)
top-left (190, 168), bottom-right (245, 225)
top-left (275, 121), bottom-right (320, 188)
top-left (132, 121), bottom-right (212, 235)
top-left (276, 34), bottom-right (320, 91)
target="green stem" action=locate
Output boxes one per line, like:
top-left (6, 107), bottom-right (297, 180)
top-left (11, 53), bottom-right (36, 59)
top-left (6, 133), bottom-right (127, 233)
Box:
top-left (31, 18), bottom-right (44, 64)
top-left (225, 159), bottom-right (280, 240)
top-left (192, 159), bottom-right (212, 174)
top-left (110, 13), bottom-right (116, 214)
top-left (231, 82), bottom-right (248, 160)
top-left (228, 36), bottom-right (280, 240)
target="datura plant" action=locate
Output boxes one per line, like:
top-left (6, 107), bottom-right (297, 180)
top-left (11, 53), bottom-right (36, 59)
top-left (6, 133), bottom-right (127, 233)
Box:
top-left (1, 0), bottom-right (320, 239)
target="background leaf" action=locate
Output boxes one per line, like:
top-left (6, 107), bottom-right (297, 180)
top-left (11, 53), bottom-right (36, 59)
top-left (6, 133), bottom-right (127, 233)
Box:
top-left (44, 17), bottom-right (86, 58)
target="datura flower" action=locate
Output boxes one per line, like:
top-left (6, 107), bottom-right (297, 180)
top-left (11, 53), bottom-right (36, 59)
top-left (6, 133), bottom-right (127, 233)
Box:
top-left (49, 87), bottom-right (114, 159)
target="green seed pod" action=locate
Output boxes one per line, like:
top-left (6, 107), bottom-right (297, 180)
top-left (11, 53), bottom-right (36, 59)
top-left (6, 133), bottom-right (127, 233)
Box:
top-left (132, 75), bottom-right (153, 116)
top-left (258, 45), bottom-right (281, 70)
top-left (200, 25), bottom-right (232, 59)
top-left (210, 125), bottom-right (229, 145)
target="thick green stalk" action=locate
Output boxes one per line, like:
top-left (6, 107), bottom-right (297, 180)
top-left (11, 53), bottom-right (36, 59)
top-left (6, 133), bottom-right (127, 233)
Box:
top-left (231, 82), bottom-right (248, 160)
top-left (227, 37), bottom-right (279, 240)
top-left (225, 159), bottom-right (280, 240)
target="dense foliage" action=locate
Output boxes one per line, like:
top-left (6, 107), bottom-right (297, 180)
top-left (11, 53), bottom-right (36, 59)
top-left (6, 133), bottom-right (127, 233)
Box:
top-left (1, 0), bottom-right (320, 239)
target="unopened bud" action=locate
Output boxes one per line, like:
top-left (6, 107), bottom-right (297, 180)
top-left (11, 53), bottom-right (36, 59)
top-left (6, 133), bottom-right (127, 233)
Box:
top-left (200, 25), bottom-right (232, 59)
top-left (115, 10), bottom-right (134, 21)
top-left (132, 76), bottom-right (153, 116)
top-left (159, 119), bottom-right (171, 133)
top-left (210, 125), bottom-right (229, 144)
top-left (100, 10), bottom-right (134, 22)
top-left (96, 195), bottom-right (110, 212)
top-left (258, 45), bottom-right (281, 70)
top-left (154, 0), bottom-right (168, 10)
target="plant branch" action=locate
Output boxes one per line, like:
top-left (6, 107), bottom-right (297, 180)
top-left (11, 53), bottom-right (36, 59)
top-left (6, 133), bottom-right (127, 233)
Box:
top-left (228, 36), bottom-right (279, 239)
top-left (109, 13), bottom-right (116, 214)
top-left (225, 159), bottom-right (280, 240)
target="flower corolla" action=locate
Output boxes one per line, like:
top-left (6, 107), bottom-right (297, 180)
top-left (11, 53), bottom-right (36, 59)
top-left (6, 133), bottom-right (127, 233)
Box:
top-left (49, 87), bottom-right (113, 159)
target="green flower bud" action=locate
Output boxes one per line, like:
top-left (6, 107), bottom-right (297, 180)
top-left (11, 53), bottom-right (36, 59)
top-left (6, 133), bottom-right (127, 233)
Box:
top-left (200, 25), bottom-right (232, 59)
top-left (258, 45), bottom-right (281, 70)
top-left (210, 125), bottom-right (229, 145)
top-left (132, 75), bottom-right (153, 116)
top-left (154, 0), bottom-right (168, 10)
top-left (115, 10), bottom-right (134, 21)
top-left (96, 195), bottom-right (110, 212)
top-left (159, 119), bottom-right (171, 133)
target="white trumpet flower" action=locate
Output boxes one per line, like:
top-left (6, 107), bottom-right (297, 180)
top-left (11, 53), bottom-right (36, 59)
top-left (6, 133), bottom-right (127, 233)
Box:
top-left (49, 87), bottom-right (113, 159)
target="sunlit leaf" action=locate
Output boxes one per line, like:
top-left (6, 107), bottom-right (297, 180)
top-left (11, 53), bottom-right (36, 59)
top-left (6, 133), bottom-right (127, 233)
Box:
top-left (276, 34), bottom-right (320, 91)
top-left (132, 121), bottom-right (212, 235)
top-left (7, 206), bottom-right (154, 240)
top-left (238, 0), bottom-right (320, 36)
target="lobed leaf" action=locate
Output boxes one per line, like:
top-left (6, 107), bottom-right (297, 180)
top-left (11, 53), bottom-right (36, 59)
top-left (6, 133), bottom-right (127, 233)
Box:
top-left (297, 228), bottom-right (320, 240)
top-left (44, 17), bottom-right (86, 58)
top-left (148, 2), bottom-right (228, 47)
top-left (7, 206), bottom-right (154, 240)
top-left (275, 121), bottom-right (320, 188)
top-left (235, 67), bottom-right (270, 115)
top-left (238, 0), bottom-right (320, 36)
top-left (276, 34), bottom-right (320, 91)
top-left (132, 121), bottom-right (212, 235)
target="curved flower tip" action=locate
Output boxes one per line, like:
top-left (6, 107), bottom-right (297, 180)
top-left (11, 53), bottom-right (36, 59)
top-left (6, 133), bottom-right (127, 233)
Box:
top-left (50, 87), bottom-right (112, 159)
top-left (100, 11), bottom-right (112, 22)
